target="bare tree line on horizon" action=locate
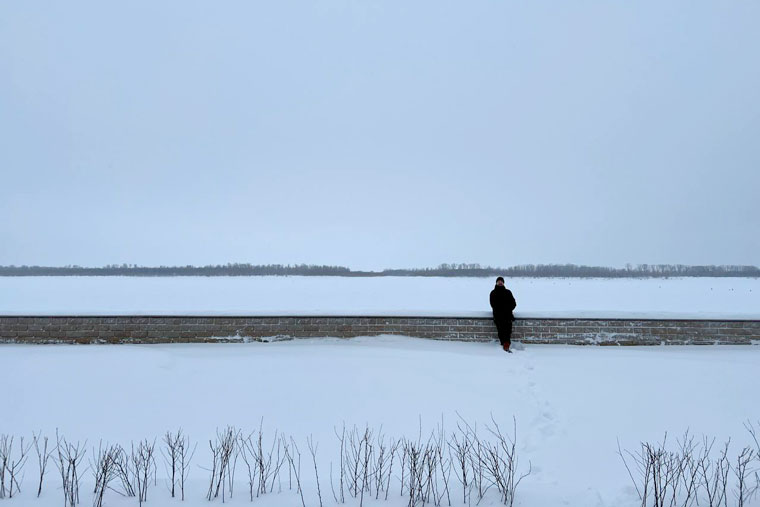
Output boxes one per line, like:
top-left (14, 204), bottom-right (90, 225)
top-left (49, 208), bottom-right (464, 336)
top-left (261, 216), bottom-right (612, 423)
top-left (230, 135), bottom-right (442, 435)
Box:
top-left (0, 263), bottom-right (757, 278)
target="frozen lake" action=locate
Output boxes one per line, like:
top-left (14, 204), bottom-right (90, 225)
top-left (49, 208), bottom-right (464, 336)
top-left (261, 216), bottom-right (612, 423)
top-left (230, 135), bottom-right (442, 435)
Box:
top-left (0, 276), bottom-right (758, 319)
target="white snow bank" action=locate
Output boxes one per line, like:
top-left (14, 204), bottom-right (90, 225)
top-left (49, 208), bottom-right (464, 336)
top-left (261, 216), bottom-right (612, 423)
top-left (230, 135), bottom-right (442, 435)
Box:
top-left (1, 337), bottom-right (758, 506)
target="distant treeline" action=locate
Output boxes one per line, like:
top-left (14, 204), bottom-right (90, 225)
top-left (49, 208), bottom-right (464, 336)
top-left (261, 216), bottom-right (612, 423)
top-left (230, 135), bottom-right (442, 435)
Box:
top-left (0, 263), bottom-right (758, 278)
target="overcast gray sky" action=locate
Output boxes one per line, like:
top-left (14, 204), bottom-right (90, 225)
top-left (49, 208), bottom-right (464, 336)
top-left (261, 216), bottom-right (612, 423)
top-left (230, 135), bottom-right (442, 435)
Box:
top-left (1, 1), bottom-right (758, 270)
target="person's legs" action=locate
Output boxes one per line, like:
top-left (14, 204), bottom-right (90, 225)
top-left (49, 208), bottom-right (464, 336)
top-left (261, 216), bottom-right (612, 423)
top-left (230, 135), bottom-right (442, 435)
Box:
top-left (494, 319), bottom-right (504, 344)
top-left (503, 320), bottom-right (513, 351)
top-left (494, 318), bottom-right (512, 350)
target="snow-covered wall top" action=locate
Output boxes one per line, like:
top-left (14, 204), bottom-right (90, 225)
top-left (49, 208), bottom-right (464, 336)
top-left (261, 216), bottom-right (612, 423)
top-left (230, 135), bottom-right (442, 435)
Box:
top-left (0, 276), bottom-right (758, 320)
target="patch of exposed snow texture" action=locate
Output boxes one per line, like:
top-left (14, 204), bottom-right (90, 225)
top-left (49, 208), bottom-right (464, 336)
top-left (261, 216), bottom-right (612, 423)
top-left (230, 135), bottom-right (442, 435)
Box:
top-left (1, 337), bottom-right (759, 506)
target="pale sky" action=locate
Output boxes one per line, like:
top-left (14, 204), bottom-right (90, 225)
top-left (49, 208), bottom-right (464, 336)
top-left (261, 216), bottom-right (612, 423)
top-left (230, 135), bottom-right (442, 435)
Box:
top-left (1, 1), bottom-right (758, 270)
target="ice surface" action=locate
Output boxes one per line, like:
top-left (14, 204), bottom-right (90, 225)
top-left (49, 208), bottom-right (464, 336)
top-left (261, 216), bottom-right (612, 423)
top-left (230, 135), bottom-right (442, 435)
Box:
top-left (0, 275), bottom-right (758, 319)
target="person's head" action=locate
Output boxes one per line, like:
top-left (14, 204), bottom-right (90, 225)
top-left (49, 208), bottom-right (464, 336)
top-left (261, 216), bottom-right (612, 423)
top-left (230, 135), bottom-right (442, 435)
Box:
top-left (495, 277), bottom-right (505, 286)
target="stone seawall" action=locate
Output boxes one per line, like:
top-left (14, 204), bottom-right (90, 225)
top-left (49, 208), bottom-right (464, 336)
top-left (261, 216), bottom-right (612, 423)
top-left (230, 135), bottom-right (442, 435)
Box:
top-left (1, 316), bottom-right (758, 345)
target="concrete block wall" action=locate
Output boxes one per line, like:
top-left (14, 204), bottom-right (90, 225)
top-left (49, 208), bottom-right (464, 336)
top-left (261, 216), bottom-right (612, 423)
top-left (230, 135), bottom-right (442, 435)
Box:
top-left (0, 316), bottom-right (758, 345)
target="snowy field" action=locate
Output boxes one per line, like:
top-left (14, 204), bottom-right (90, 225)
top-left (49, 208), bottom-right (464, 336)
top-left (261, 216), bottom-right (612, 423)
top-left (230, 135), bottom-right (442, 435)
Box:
top-left (1, 337), bottom-right (759, 506)
top-left (1, 276), bottom-right (759, 319)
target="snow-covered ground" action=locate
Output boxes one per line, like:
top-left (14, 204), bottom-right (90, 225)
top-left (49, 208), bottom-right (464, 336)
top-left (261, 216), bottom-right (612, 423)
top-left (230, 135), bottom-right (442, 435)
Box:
top-left (1, 276), bottom-right (758, 319)
top-left (1, 337), bottom-right (759, 506)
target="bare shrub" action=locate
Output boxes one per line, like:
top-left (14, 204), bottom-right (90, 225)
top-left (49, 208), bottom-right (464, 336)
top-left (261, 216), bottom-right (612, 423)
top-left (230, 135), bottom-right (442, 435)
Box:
top-left (2, 418), bottom-right (531, 506)
top-left (444, 416), bottom-right (530, 506)
top-left (154, 430), bottom-right (196, 501)
top-left (307, 435), bottom-right (324, 507)
top-left (205, 426), bottom-right (240, 502)
top-left (33, 432), bottom-right (55, 497)
top-left (283, 436), bottom-right (306, 507)
top-left (335, 424), bottom-right (387, 502)
top-left (402, 437), bottom-right (425, 506)
top-left (449, 420), bottom-right (474, 504)
top-left (112, 444), bottom-right (135, 497)
top-left (331, 418), bottom-right (526, 507)
top-left (180, 431), bottom-right (196, 501)
top-left (90, 442), bottom-right (120, 507)
top-left (161, 428), bottom-right (195, 499)
top-left (699, 438), bottom-right (731, 507)
top-left (54, 432), bottom-right (87, 507)
top-left (370, 431), bottom-right (400, 502)
top-left (619, 431), bottom-right (757, 507)
top-left (343, 424), bottom-right (369, 499)
top-left (132, 439), bottom-right (156, 506)
top-left (734, 446), bottom-right (756, 507)
top-left (238, 421), bottom-right (286, 501)
top-left (479, 416), bottom-right (530, 506)
top-left (745, 421), bottom-right (760, 503)
top-left (0, 435), bottom-right (32, 499)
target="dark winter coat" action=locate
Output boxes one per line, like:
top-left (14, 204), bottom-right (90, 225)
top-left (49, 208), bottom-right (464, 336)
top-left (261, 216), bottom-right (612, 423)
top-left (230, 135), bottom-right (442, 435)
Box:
top-left (490, 285), bottom-right (516, 322)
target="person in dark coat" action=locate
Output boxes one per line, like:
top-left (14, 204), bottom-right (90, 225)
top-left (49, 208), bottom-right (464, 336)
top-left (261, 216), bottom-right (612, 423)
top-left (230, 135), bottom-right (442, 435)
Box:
top-left (490, 276), bottom-right (516, 352)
